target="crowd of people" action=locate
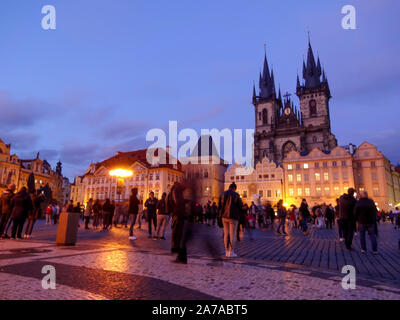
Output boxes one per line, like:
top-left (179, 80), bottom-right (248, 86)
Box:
top-left (1, 181), bottom-right (400, 264)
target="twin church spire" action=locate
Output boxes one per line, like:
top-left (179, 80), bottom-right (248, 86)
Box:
top-left (253, 38), bottom-right (330, 103)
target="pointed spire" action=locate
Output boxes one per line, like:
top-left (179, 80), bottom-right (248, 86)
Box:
top-left (303, 37), bottom-right (321, 89)
top-left (252, 82), bottom-right (257, 103)
top-left (259, 46), bottom-right (276, 100)
top-left (296, 74), bottom-right (301, 90)
top-left (317, 57), bottom-right (322, 77)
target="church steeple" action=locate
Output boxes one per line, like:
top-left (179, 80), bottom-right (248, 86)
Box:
top-left (303, 39), bottom-right (321, 89)
top-left (258, 50), bottom-right (276, 100)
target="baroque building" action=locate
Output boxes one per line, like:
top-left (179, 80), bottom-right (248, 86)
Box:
top-left (71, 148), bottom-right (184, 205)
top-left (0, 138), bottom-right (64, 204)
top-left (253, 40), bottom-right (337, 165)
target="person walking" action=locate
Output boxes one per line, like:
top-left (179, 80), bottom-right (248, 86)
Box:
top-left (264, 202), bottom-right (274, 229)
top-left (53, 203), bottom-right (60, 224)
top-left (128, 188), bottom-right (139, 240)
top-left (237, 202), bottom-right (248, 241)
top-left (354, 191), bottom-right (378, 254)
top-left (339, 188), bottom-right (357, 251)
top-left (316, 206), bottom-right (324, 229)
top-left (84, 199), bottom-right (93, 229)
top-left (102, 199), bottom-right (113, 230)
top-left (211, 202), bottom-right (218, 226)
top-left (289, 205), bottom-right (297, 229)
top-left (24, 191), bottom-right (44, 238)
top-left (168, 182), bottom-right (186, 262)
top-left (325, 204), bottom-right (334, 230)
top-left (0, 184), bottom-right (16, 239)
top-left (276, 200), bottom-right (287, 235)
top-left (92, 199), bottom-right (101, 230)
top-left (10, 187), bottom-right (32, 240)
top-left (45, 204), bottom-right (53, 225)
top-left (113, 202), bottom-right (123, 227)
top-left (144, 192), bottom-right (158, 238)
top-left (218, 182), bottom-right (242, 258)
top-left (299, 199), bottom-right (310, 235)
top-left (154, 192), bottom-right (169, 240)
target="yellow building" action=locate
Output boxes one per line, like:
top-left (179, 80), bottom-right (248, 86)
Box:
top-left (225, 158), bottom-right (284, 206)
top-left (352, 142), bottom-right (400, 211)
top-left (0, 138), bottom-right (63, 203)
top-left (283, 146), bottom-right (355, 207)
top-left (71, 148), bottom-right (184, 205)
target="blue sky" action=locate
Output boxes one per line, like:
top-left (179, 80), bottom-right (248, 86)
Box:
top-left (0, 0), bottom-right (399, 180)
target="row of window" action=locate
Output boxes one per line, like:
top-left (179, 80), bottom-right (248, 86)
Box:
top-left (288, 172), bottom-right (349, 183)
top-left (287, 161), bottom-right (348, 170)
top-left (239, 189), bottom-right (281, 199)
top-left (288, 186), bottom-right (380, 197)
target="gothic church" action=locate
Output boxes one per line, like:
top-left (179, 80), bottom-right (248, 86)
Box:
top-left (253, 39), bottom-right (337, 165)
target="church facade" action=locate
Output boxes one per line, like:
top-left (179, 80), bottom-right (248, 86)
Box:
top-left (253, 40), bottom-right (337, 165)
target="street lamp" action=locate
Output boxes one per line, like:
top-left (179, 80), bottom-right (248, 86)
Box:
top-left (109, 169), bottom-right (133, 202)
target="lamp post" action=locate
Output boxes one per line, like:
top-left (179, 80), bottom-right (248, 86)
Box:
top-left (109, 169), bottom-right (133, 202)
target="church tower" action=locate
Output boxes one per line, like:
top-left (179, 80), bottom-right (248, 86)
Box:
top-left (296, 39), bottom-right (337, 151)
top-left (252, 50), bottom-right (281, 164)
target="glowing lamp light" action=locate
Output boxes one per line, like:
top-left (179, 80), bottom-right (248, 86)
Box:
top-left (283, 203), bottom-right (289, 208)
top-left (109, 169), bottom-right (133, 178)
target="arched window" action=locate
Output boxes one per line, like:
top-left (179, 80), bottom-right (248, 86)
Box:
top-left (262, 109), bottom-right (268, 124)
top-left (309, 100), bottom-right (317, 116)
top-left (282, 141), bottom-right (296, 158)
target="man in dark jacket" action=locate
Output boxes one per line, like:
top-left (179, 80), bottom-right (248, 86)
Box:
top-left (339, 188), bottom-right (357, 251)
top-left (218, 182), bottom-right (242, 258)
top-left (299, 199), bottom-right (310, 235)
top-left (10, 187), bottom-right (33, 240)
top-left (128, 188), bottom-right (139, 240)
top-left (144, 192), bottom-right (158, 238)
top-left (0, 184), bottom-right (16, 238)
top-left (354, 191), bottom-right (378, 253)
top-left (24, 192), bottom-right (44, 238)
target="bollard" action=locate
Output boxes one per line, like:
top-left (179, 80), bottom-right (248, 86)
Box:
top-left (56, 212), bottom-right (80, 246)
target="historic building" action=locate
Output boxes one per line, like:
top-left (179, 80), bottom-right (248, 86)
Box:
top-left (0, 138), bottom-right (64, 204)
top-left (224, 157), bottom-right (284, 206)
top-left (181, 136), bottom-right (228, 204)
top-left (282, 146), bottom-right (355, 207)
top-left (71, 148), bottom-right (184, 205)
top-left (281, 142), bottom-right (400, 211)
top-left (252, 40), bottom-right (337, 165)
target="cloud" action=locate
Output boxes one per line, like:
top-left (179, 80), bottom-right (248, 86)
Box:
top-left (1, 131), bottom-right (39, 150)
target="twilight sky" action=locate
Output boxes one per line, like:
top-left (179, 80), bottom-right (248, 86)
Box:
top-left (0, 0), bottom-right (399, 180)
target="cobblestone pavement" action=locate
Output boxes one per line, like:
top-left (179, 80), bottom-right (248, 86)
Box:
top-left (0, 219), bottom-right (399, 300)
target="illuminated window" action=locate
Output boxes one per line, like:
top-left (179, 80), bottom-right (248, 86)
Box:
top-left (324, 187), bottom-right (330, 196)
top-left (289, 188), bottom-right (294, 196)
top-left (373, 187), bottom-right (379, 196)
top-left (288, 164), bottom-right (293, 170)
top-left (315, 173), bottom-right (321, 181)
top-left (304, 163), bottom-right (309, 169)
top-left (297, 188), bottom-right (302, 196)
top-left (316, 187), bottom-right (322, 196)
top-left (288, 174), bottom-right (293, 182)
top-left (305, 188), bottom-right (310, 196)
top-left (296, 174), bottom-right (302, 182)
top-left (324, 173), bottom-right (329, 181)
top-left (334, 186), bottom-right (340, 194)
top-left (276, 189), bottom-right (281, 197)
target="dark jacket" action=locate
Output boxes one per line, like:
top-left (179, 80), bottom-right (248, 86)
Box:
top-left (339, 193), bottom-right (357, 220)
top-left (299, 203), bottom-right (310, 218)
top-left (277, 207), bottom-right (287, 219)
top-left (145, 198), bottom-right (158, 215)
top-left (167, 185), bottom-right (185, 217)
top-left (218, 189), bottom-right (242, 220)
top-left (0, 189), bottom-right (15, 215)
top-left (10, 190), bottom-right (32, 220)
top-left (156, 197), bottom-right (168, 215)
top-left (128, 194), bottom-right (139, 215)
top-left (354, 198), bottom-right (377, 225)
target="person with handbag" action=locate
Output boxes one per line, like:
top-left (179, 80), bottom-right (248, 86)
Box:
top-left (218, 182), bottom-right (242, 258)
